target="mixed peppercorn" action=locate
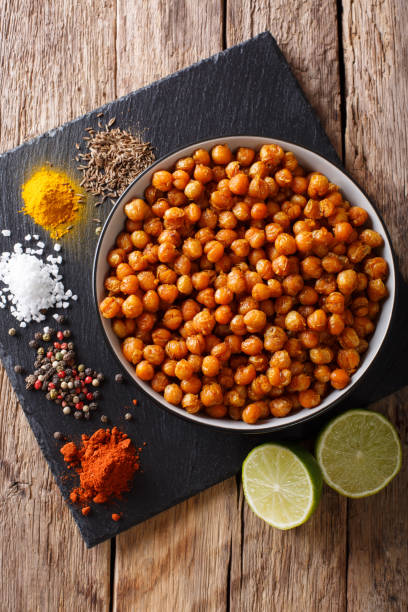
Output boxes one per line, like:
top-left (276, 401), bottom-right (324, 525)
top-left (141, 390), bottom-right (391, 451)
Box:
top-left (99, 142), bottom-right (389, 424)
top-left (24, 327), bottom-right (104, 419)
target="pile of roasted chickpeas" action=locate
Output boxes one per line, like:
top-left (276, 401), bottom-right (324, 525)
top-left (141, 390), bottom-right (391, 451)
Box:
top-left (99, 142), bottom-right (388, 424)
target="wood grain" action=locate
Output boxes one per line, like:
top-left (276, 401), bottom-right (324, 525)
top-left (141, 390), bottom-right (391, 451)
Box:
top-left (1, 0), bottom-right (407, 610)
top-left (114, 479), bottom-right (237, 611)
top-left (226, 3), bottom-right (347, 611)
top-left (342, 1), bottom-right (408, 609)
top-left (113, 5), bottom-right (234, 611)
top-left (116, 0), bottom-right (223, 95)
top-left (226, 0), bottom-right (342, 157)
top-left (0, 1), bottom-right (114, 610)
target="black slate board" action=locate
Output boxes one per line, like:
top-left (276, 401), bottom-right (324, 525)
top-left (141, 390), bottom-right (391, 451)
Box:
top-left (1, 32), bottom-right (407, 547)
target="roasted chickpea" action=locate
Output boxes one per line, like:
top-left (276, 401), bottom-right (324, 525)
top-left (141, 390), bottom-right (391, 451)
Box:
top-left (135, 360), bottom-right (155, 381)
top-left (211, 144), bottom-right (233, 165)
top-left (124, 198), bottom-right (149, 221)
top-left (309, 347), bottom-right (333, 365)
top-left (201, 355), bottom-right (221, 377)
top-left (337, 269), bottom-right (357, 294)
top-left (368, 279), bottom-right (388, 301)
top-left (235, 147), bottom-right (255, 166)
top-left (121, 336), bottom-right (143, 364)
top-left (364, 257), bottom-right (388, 280)
top-left (180, 393), bottom-right (200, 414)
top-left (158, 283), bottom-right (179, 303)
top-left (308, 173), bottom-right (329, 198)
top-left (151, 371), bottom-right (169, 393)
top-left (330, 369), bottom-right (350, 389)
top-left (327, 313), bottom-right (345, 336)
top-left (285, 310), bottom-right (306, 332)
top-left (143, 344), bottom-right (165, 366)
top-left (349, 206), bottom-right (368, 226)
top-left (150, 328), bottom-right (171, 348)
top-left (234, 364), bottom-right (256, 386)
top-left (241, 403), bottom-right (261, 424)
top-left (337, 348), bottom-right (360, 372)
top-left (200, 382), bottom-right (223, 407)
top-left (121, 294), bottom-right (143, 319)
top-left (269, 397), bottom-right (292, 417)
top-left (172, 169), bottom-right (190, 191)
top-left (298, 389), bottom-right (321, 409)
top-left (164, 383), bottom-right (183, 405)
top-left (192, 309), bottom-right (216, 335)
top-left (163, 308), bottom-right (183, 330)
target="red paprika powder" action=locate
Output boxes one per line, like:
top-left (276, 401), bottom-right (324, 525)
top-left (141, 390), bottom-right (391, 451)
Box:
top-left (60, 427), bottom-right (139, 507)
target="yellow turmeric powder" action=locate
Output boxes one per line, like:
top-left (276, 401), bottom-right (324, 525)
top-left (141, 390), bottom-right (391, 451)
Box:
top-left (21, 167), bottom-right (84, 239)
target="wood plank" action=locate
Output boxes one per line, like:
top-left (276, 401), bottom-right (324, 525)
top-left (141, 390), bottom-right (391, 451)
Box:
top-left (226, 0), bottom-right (342, 157)
top-left (116, 0), bottom-right (223, 95)
top-left (342, 1), bottom-right (408, 609)
top-left (226, 3), bottom-right (347, 611)
top-left (114, 479), bottom-right (237, 611)
top-left (114, 3), bottom-right (231, 611)
top-left (0, 1), bottom-right (114, 609)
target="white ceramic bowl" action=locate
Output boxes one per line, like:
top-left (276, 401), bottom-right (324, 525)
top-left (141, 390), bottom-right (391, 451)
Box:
top-left (93, 136), bottom-right (396, 433)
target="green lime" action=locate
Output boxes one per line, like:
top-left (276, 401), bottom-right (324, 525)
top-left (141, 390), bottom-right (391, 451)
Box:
top-left (316, 409), bottom-right (402, 498)
top-left (242, 443), bottom-right (323, 530)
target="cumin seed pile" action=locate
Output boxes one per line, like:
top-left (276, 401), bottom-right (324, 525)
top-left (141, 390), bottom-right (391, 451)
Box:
top-left (76, 119), bottom-right (155, 206)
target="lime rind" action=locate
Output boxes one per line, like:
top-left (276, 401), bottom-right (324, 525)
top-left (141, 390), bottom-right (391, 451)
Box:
top-left (316, 409), bottom-right (402, 498)
top-left (242, 443), bottom-right (322, 530)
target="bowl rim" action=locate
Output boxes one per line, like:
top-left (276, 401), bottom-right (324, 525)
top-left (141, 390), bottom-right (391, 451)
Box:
top-left (92, 134), bottom-right (398, 434)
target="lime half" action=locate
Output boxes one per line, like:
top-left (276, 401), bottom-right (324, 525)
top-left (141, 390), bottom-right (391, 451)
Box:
top-left (316, 409), bottom-right (402, 498)
top-left (242, 443), bottom-right (322, 530)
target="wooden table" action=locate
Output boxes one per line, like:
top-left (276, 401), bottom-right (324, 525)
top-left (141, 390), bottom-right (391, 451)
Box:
top-left (1, 2), bottom-right (407, 610)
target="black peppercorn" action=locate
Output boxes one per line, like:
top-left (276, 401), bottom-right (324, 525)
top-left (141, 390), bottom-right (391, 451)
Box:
top-left (84, 412), bottom-right (91, 420)
top-left (78, 392), bottom-right (86, 401)
top-left (29, 340), bottom-right (38, 349)
top-left (115, 373), bottom-right (124, 384)
top-left (14, 365), bottom-right (24, 374)
top-left (74, 411), bottom-right (83, 419)
top-left (97, 373), bottom-right (105, 382)
top-left (100, 415), bottom-right (109, 423)
top-left (124, 412), bottom-right (133, 421)
top-left (53, 431), bottom-right (64, 440)
top-left (89, 403), bottom-right (98, 411)
top-left (85, 368), bottom-right (92, 376)
top-left (93, 390), bottom-right (101, 399)
top-left (34, 332), bottom-right (42, 341)
top-left (57, 315), bottom-right (65, 324)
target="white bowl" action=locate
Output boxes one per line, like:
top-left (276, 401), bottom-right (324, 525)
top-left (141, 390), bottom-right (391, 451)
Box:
top-left (93, 136), bottom-right (396, 433)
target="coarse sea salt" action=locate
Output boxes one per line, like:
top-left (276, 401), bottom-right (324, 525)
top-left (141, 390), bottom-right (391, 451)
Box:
top-left (1, 230), bottom-right (11, 237)
top-left (0, 242), bottom-right (77, 324)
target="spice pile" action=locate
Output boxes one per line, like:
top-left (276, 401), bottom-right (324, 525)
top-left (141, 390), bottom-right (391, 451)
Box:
top-left (24, 327), bottom-right (104, 419)
top-left (0, 236), bottom-right (75, 326)
top-left (21, 166), bottom-right (84, 239)
top-left (60, 427), bottom-right (140, 519)
top-left (76, 120), bottom-right (155, 205)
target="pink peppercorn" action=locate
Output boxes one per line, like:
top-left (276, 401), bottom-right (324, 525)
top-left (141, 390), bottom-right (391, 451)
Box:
top-left (85, 376), bottom-right (92, 384)
top-left (57, 331), bottom-right (64, 341)
top-left (34, 380), bottom-right (42, 390)
top-left (58, 371), bottom-right (66, 379)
